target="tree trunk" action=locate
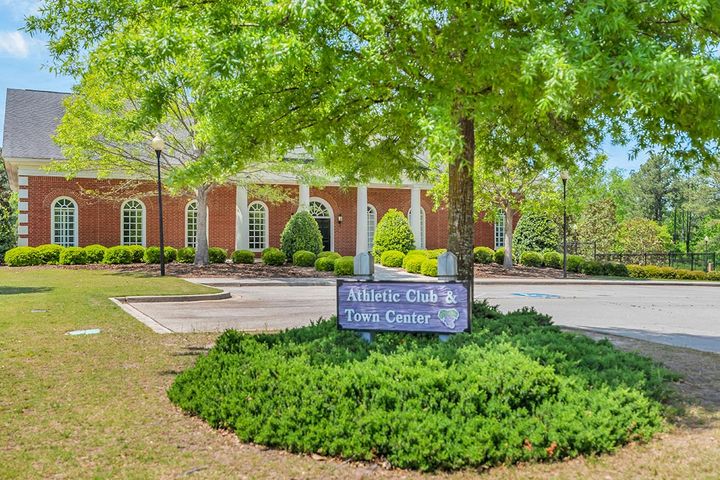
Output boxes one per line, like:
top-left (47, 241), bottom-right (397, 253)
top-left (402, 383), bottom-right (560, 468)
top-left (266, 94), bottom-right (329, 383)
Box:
top-left (503, 204), bottom-right (514, 269)
top-left (194, 184), bottom-right (210, 266)
top-left (447, 115), bottom-right (475, 295)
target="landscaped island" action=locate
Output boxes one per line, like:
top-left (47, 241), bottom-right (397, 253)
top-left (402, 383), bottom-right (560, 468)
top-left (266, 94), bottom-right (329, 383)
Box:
top-left (169, 302), bottom-right (675, 471)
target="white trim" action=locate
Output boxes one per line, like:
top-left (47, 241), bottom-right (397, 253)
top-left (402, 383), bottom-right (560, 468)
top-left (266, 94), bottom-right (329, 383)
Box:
top-left (120, 199), bottom-right (147, 246)
top-left (494, 211), bottom-right (506, 249)
top-left (17, 237), bottom-right (28, 247)
top-left (408, 206), bottom-right (426, 250)
top-left (18, 201), bottom-right (28, 212)
top-left (247, 201), bottom-right (269, 252)
top-left (18, 176), bottom-right (28, 186)
top-left (309, 197), bottom-right (334, 252)
top-left (184, 200), bottom-right (209, 248)
top-left (298, 184), bottom-right (310, 211)
top-left (235, 185), bottom-right (249, 250)
top-left (50, 196), bottom-right (79, 247)
top-left (355, 186), bottom-right (368, 255)
top-left (367, 203), bottom-right (377, 253)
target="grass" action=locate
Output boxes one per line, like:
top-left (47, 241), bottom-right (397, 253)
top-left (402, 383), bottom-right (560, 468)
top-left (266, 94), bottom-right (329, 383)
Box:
top-left (1, 267), bottom-right (720, 479)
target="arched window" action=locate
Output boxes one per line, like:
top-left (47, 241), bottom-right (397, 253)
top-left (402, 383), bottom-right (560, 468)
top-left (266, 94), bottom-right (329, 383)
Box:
top-left (494, 210), bottom-right (506, 249)
top-left (51, 197), bottom-right (78, 247)
top-left (367, 204), bottom-right (377, 251)
top-left (248, 201), bottom-right (268, 251)
top-left (185, 201), bottom-right (198, 248)
top-left (309, 198), bottom-right (333, 252)
top-left (121, 199), bottom-right (146, 246)
top-left (408, 207), bottom-right (426, 249)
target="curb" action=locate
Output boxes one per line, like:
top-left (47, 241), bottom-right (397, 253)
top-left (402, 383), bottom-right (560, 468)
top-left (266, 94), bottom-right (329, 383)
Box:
top-left (111, 291), bottom-right (231, 303)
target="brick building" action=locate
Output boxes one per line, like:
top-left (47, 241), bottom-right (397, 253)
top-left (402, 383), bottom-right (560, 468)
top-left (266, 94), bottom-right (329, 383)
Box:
top-left (2, 88), bottom-right (505, 256)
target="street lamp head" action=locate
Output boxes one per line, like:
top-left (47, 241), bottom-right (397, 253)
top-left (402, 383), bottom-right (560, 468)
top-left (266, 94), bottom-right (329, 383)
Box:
top-left (151, 135), bottom-right (164, 153)
top-left (706, 235), bottom-right (710, 242)
top-left (560, 170), bottom-right (570, 181)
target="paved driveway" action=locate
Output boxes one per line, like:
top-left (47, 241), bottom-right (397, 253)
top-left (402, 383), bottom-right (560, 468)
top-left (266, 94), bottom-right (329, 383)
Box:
top-left (124, 281), bottom-right (720, 353)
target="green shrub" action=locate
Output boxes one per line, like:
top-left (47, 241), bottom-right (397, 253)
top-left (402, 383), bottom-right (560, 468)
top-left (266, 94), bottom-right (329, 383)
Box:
top-left (59, 247), bottom-right (87, 265)
top-left (426, 248), bottom-right (446, 259)
top-left (103, 246), bottom-right (135, 264)
top-left (404, 255), bottom-right (425, 274)
top-left (177, 247), bottom-right (196, 264)
top-left (512, 212), bottom-right (559, 261)
top-left (380, 250), bottom-right (405, 267)
top-left (280, 211), bottom-right (324, 258)
top-left (473, 246), bottom-right (495, 264)
top-left (292, 250), bottom-right (317, 267)
top-left (83, 244), bottom-right (107, 263)
top-left (519, 251), bottom-right (543, 267)
top-left (127, 245), bottom-right (146, 263)
top-left (262, 247), bottom-right (286, 266)
top-left (406, 249), bottom-right (429, 258)
top-left (580, 259), bottom-right (604, 276)
top-left (627, 264), bottom-right (648, 278)
top-left (606, 262), bottom-right (629, 277)
top-left (317, 251), bottom-right (341, 260)
top-left (543, 251), bottom-right (562, 269)
top-left (372, 209), bottom-right (415, 257)
top-left (707, 271), bottom-right (720, 281)
top-left (494, 247), bottom-right (505, 264)
top-left (567, 255), bottom-right (584, 273)
top-left (169, 303), bottom-right (671, 472)
top-left (232, 249), bottom-right (255, 264)
top-left (674, 269), bottom-right (706, 281)
top-left (334, 256), bottom-right (355, 276)
top-left (315, 256), bottom-right (336, 272)
top-left (3, 246), bottom-right (41, 266)
top-left (36, 244), bottom-right (65, 264)
top-left (420, 258), bottom-right (438, 277)
top-left (143, 246), bottom-right (177, 264)
top-left (209, 247), bottom-right (228, 264)
top-left (402, 252), bottom-right (425, 270)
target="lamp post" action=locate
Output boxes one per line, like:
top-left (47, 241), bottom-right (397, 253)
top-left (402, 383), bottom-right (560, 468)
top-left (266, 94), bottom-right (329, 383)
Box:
top-left (151, 135), bottom-right (165, 276)
top-left (705, 235), bottom-right (710, 252)
top-left (560, 170), bottom-right (570, 279)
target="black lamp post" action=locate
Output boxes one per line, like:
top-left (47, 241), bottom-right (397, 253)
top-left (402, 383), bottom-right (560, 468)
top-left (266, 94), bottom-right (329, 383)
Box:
top-left (561, 170), bottom-right (570, 279)
top-left (151, 135), bottom-right (165, 276)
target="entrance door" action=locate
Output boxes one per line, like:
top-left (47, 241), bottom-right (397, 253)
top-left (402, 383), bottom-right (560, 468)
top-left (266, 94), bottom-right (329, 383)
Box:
top-left (309, 200), bottom-right (333, 252)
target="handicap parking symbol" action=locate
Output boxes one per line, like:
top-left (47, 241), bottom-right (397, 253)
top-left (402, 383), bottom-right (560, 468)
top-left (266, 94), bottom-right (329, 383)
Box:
top-left (512, 292), bottom-right (561, 299)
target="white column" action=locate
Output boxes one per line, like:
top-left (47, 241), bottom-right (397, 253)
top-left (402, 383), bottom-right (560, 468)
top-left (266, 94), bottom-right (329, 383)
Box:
top-left (298, 184), bottom-right (310, 211)
top-left (235, 185), bottom-right (249, 250)
top-left (410, 185), bottom-right (422, 249)
top-left (356, 186), bottom-right (368, 255)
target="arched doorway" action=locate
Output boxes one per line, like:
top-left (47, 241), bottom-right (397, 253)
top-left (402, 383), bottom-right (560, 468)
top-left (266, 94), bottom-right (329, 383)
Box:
top-left (309, 198), bottom-right (333, 252)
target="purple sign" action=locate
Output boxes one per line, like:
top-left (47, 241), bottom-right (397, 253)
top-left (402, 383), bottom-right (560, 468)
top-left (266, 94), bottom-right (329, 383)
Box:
top-left (337, 280), bottom-right (471, 334)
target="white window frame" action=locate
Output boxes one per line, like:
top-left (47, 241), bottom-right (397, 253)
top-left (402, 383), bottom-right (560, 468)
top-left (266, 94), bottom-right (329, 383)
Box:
top-left (247, 201), bottom-right (269, 252)
top-left (51, 196), bottom-right (79, 247)
top-left (408, 207), bottom-right (426, 249)
top-left (367, 204), bottom-right (377, 251)
top-left (184, 200), bottom-right (210, 248)
top-left (309, 197), bottom-right (334, 252)
top-left (120, 199), bottom-right (146, 246)
top-left (494, 211), bottom-right (506, 249)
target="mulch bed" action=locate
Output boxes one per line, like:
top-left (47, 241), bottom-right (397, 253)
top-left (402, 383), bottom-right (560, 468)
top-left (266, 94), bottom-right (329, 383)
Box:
top-left (475, 262), bottom-right (587, 279)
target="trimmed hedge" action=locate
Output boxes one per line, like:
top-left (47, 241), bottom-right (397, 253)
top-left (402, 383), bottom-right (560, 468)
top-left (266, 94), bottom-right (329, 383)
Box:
top-left (232, 249), bottom-right (255, 264)
top-left (209, 247), bottom-right (228, 264)
top-left (473, 246), bottom-right (494, 264)
top-left (83, 244), bottom-right (107, 263)
top-left (3, 246), bottom-right (41, 266)
top-left (262, 247), bottom-right (286, 266)
top-left (372, 209), bottom-right (415, 257)
top-left (293, 250), bottom-right (317, 267)
top-left (317, 251), bottom-right (341, 260)
top-left (143, 246), bottom-right (177, 264)
top-left (519, 251), bottom-right (543, 267)
top-left (420, 258), bottom-right (438, 277)
top-left (494, 247), bottom-right (505, 264)
top-left (567, 255), bottom-right (584, 273)
top-left (580, 259), bottom-right (605, 276)
top-left (36, 244), bottom-right (65, 264)
top-left (380, 250), bottom-right (405, 267)
top-left (59, 247), bottom-right (87, 265)
top-left (280, 211), bottom-right (324, 258)
top-left (177, 247), bottom-right (195, 264)
top-left (543, 251), bottom-right (562, 269)
top-left (127, 245), bottom-right (146, 263)
top-left (427, 248), bottom-right (446, 259)
top-left (404, 255), bottom-right (425, 274)
top-left (103, 246), bottom-right (135, 264)
top-left (334, 256), bottom-right (355, 276)
top-left (315, 256), bottom-right (336, 272)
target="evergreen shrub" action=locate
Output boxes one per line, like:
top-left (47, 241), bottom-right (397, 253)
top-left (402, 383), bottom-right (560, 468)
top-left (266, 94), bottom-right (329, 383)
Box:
top-left (494, 247), bottom-right (505, 264)
top-left (143, 246), bottom-right (177, 264)
top-left (177, 247), bottom-right (195, 264)
top-left (567, 255), bottom-right (584, 273)
top-left (315, 256), bottom-right (336, 272)
top-left (262, 247), bottom-right (286, 266)
top-left (380, 250), bottom-right (405, 267)
top-left (280, 211), bottom-right (324, 258)
top-left (420, 258), bottom-right (438, 277)
top-left (427, 248), bottom-right (446, 259)
top-left (232, 250), bottom-right (255, 264)
top-left (473, 246), bottom-right (494, 264)
top-left (543, 251), bottom-right (562, 269)
top-left (404, 255), bottom-right (425, 274)
top-left (512, 212), bottom-right (559, 260)
top-left (317, 251), bottom-right (341, 260)
top-left (127, 245), bottom-right (146, 263)
top-left (3, 246), bottom-right (41, 266)
top-left (372, 209), bottom-right (415, 257)
top-left (209, 247), bottom-right (228, 264)
top-left (59, 247), bottom-right (87, 265)
top-left (293, 250), bottom-right (317, 267)
top-left (519, 251), bottom-right (543, 267)
top-left (83, 244), bottom-right (107, 263)
top-left (580, 259), bottom-right (605, 276)
top-left (103, 246), bottom-right (134, 264)
top-left (334, 256), bottom-right (355, 276)
top-left (36, 244), bottom-right (65, 264)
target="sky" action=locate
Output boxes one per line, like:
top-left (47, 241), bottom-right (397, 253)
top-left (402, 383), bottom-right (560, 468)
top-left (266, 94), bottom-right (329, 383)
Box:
top-left (0, 1), bottom-right (643, 173)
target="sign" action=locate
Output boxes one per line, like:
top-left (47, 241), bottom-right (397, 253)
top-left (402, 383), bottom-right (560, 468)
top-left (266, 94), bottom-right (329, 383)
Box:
top-left (337, 280), bottom-right (471, 334)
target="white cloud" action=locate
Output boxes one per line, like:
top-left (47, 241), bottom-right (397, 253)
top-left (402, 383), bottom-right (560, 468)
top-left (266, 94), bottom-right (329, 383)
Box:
top-left (0, 31), bottom-right (31, 57)
top-left (0, 0), bottom-right (42, 21)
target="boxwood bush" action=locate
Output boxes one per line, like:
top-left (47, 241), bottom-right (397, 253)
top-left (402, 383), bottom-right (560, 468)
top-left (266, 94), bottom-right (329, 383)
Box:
top-left (420, 258), bottom-right (438, 277)
top-left (494, 247), bottom-right (505, 264)
top-left (143, 246), bottom-right (177, 264)
top-left (426, 248), bottom-right (446, 259)
top-left (83, 244), bottom-right (107, 263)
top-left (334, 256), bottom-right (355, 276)
top-left (59, 247), bottom-right (87, 265)
top-left (127, 245), bottom-right (146, 263)
top-left (473, 246), bottom-right (495, 264)
top-left (317, 251), bottom-right (341, 260)
top-left (103, 246), bottom-right (134, 264)
top-left (580, 259), bottom-right (605, 276)
top-left (262, 247), bottom-right (286, 266)
top-left (314, 256), bottom-right (336, 272)
top-left (177, 247), bottom-right (195, 264)
top-left (380, 250), bottom-right (405, 267)
top-left (209, 247), bottom-right (228, 264)
top-left (292, 250), bottom-right (317, 267)
top-left (36, 244), bottom-right (65, 264)
top-left (169, 303), bottom-right (672, 472)
top-left (567, 255), bottom-right (584, 273)
top-left (3, 246), bottom-right (41, 266)
top-left (232, 249), bottom-right (255, 264)
top-left (280, 211), bottom-right (324, 258)
top-left (406, 249), bottom-right (429, 258)
top-left (543, 251), bottom-right (562, 269)
top-left (519, 251), bottom-right (543, 267)
top-left (403, 255), bottom-right (425, 274)
top-left (372, 209), bottom-right (415, 257)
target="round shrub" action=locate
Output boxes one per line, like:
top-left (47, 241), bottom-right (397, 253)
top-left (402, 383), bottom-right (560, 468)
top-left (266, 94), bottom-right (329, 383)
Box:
top-left (262, 247), bottom-right (286, 266)
top-left (59, 247), bottom-right (88, 265)
top-left (83, 244), bottom-right (107, 264)
top-left (36, 244), bottom-right (65, 264)
top-left (427, 248), bottom-right (446, 259)
top-left (209, 247), bottom-right (228, 264)
top-left (707, 271), bottom-right (720, 281)
top-left (567, 255), bottom-right (585, 273)
top-left (404, 255), bottom-right (425, 274)
top-left (280, 211), bottom-right (324, 259)
top-left (143, 246), bottom-right (177, 264)
top-left (334, 256), bottom-right (355, 276)
top-left (406, 249), bottom-right (429, 258)
top-left (512, 212), bottom-right (559, 261)
top-left (317, 251), bottom-right (341, 260)
top-left (675, 269), bottom-right (706, 281)
top-left (543, 251), bottom-right (562, 269)
top-left (177, 247), bottom-right (196, 264)
top-left (402, 253), bottom-right (425, 270)
top-left (519, 251), bottom-right (543, 267)
top-left (606, 262), bottom-right (629, 277)
top-left (380, 250), bottom-right (405, 267)
top-left (127, 245), bottom-right (146, 263)
top-left (103, 246), bottom-right (134, 264)
top-left (494, 247), bottom-right (505, 264)
top-left (3, 247), bottom-right (41, 266)
top-left (292, 250), bottom-right (317, 267)
top-left (232, 249), bottom-right (255, 264)
top-left (473, 246), bottom-right (494, 264)
top-left (314, 256), bottom-right (336, 272)
top-left (372, 209), bottom-right (415, 257)
top-left (421, 258), bottom-right (438, 277)
top-left (628, 264), bottom-right (648, 278)
top-left (580, 259), bottom-right (605, 276)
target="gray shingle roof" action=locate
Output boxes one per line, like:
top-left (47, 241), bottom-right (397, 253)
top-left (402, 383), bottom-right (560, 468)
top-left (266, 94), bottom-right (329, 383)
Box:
top-left (2, 88), bottom-right (69, 160)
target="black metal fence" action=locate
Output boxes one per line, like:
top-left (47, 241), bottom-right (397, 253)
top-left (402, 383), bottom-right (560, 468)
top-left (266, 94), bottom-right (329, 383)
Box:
top-left (593, 252), bottom-right (716, 272)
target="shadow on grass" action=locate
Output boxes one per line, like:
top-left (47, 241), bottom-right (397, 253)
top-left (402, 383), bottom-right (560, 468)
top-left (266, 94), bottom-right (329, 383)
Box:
top-left (0, 286), bottom-right (53, 295)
